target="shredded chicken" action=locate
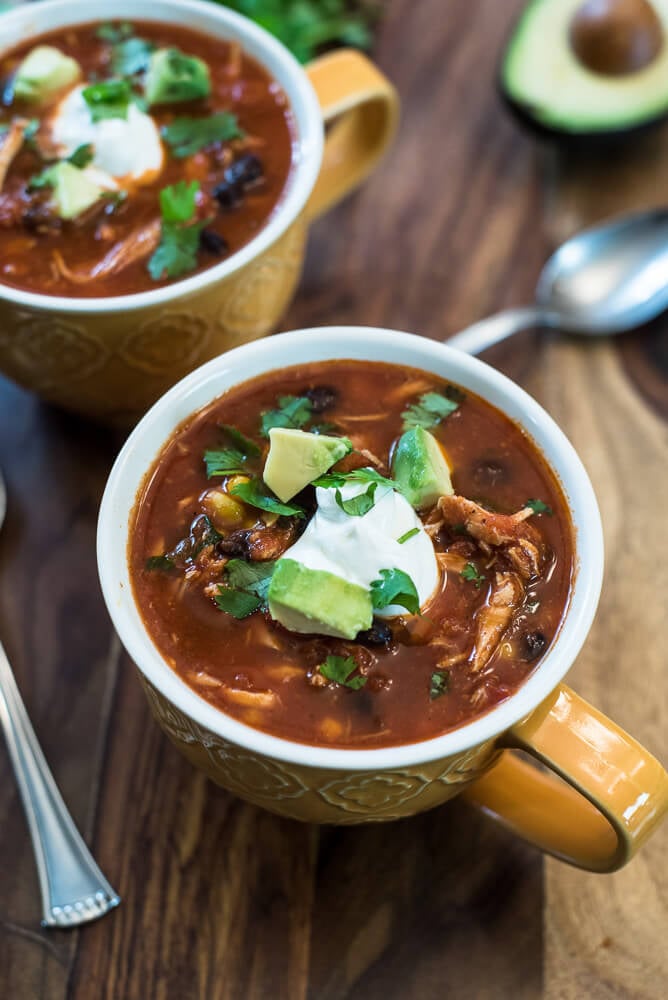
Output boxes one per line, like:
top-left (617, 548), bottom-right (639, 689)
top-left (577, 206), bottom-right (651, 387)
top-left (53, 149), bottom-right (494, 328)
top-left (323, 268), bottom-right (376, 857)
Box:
top-left (52, 219), bottom-right (161, 283)
top-left (246, 519), bottom-right (300, 561)
top-left (471, 572), bottom-right (523, 672)
top-left (431, 495), bottom-right (543, 579)
top-left (0, 119), bottom-right (27, 190)
top-left (334, 447), bottom-right (386, 475)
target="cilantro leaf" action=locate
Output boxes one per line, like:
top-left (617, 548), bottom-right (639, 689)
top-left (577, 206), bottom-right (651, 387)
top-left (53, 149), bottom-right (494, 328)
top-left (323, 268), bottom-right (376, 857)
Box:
top-left (525, 498), bottom-right (553, 516)
top-left (145, 554), bottom-right (175, 571)
top-left (313, 467), bottom-right (397, 491)
top-left (159, 179), bottom-right (199, 223)
top-left (430, 670), bottom-right (450, 700)
top-left (230, 478), bottom-right (305, 517)
top-left (27, 165), bottom-right (57, 191)
top-left (461, 562), bottom-right (486, 588)
top-left (318, 655), bottom-right (366, 689)
top-left (82, 79), bottom-right (133, 122)
top-left (260, 395), bottom-right (313, 436)
top-left (148, 182), bottom-right (205, 280)
top-left (397, 527), bottom-right (419, 544)
top-left (334, 481), bottom-right (377, 517)
top-left (214, 587), bottom-right (262, 619)
top-left (96, 21), bottom-right (134, 43)
top-left (162, 112), bottom-right (243, 158)
top-left (225, 559), bottom-right (275, 602)
top-left (402, 390), bottom-right (460, 431)
top-left (370, 568), bottom-right (420, 615)
top-left (112, 37), bottom-right (156, 76)
top-left (68, 143), bottom-right (94, 168)
top-left (219, 424), bottom-right (261, 458)
top-left (204, 448), bottom-right (247, 477)
top-left (148, 221), bottom-right (206, 279)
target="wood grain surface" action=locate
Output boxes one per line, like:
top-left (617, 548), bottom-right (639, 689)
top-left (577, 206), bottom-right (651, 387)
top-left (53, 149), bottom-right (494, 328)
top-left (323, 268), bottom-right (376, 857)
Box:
top-left (0, 2), bottom-right (666, 998)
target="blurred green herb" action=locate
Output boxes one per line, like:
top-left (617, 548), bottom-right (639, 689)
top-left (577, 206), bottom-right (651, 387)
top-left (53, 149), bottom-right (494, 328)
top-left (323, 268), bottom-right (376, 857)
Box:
top-left (217, 1), bottom-right (379, 63)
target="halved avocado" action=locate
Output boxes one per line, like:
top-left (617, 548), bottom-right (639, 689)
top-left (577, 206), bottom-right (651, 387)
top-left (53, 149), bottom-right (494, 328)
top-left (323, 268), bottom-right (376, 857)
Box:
top-left (500, 0), bottom-right (668, 139)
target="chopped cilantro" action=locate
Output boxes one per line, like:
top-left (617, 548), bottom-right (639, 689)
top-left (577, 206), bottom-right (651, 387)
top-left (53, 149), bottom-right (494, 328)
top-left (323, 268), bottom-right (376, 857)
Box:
top-left (260, 395), bottom-right (313, 436)
top-left (370, 568), bottom-right (420, 615)
top-left (318, 655), bottom-right (366, 689)
top-left (148, 180), bottom-right (207, 280)
top-left (219, 424), bottom-right (261, 458)
top-left (430, 670), bottom-right (450, 700)
top-left (226, 559), bottom-right (275, 602)
top-left (96, 21), bottom-right (134, 43)
top-left (461, 562), bottom-right (486, 588)
top-left (159, 179), bottom-right (199, 222)
top-left (215, 559), bottom-right (276, 618)
top-left (525, 498), bottom-right (553, 516)
top-left (313, 467), bottom-right (397, 491)
top-left (334, 481), bottom-right (377, 517)
top-left (82, 79), bottom-right (133, 122)
top-left (402, 390), bottom-right (461, 431)
top-left (68, 143), bottom-right (94, 168)
top-left (162, 112), bottom-right (243, 158)
top-left (204, 448), bottom-right (247, 477)
top-left (230, 478), bottom-right (305, 517)
top-left (112, 37), bottom-right (156, 76)
top-left (214, 587), bottom-right (262, 619)
top-left (397, 527), bottom-right (419, 544)
top-left (145, 554), bottom-right (175, 571)
top-left (27, 165), bottom-right (57, 191)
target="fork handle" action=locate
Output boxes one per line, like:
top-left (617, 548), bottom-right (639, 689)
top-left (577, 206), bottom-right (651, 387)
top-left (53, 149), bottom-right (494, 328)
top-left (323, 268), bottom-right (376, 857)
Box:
top-left (445, 306), bottom-right (559, 355)
top-left (0, 640), bottom-right (120, 927)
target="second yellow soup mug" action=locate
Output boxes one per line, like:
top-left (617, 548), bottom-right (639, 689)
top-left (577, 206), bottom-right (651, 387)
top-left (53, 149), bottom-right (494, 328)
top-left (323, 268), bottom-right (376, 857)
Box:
top-left (0, 0), bottom-right (399, 424)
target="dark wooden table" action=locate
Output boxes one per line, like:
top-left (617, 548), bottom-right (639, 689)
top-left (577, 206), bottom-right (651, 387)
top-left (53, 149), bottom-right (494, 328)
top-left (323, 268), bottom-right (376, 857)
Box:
top-left (1, 2), bottom-right (667, 997)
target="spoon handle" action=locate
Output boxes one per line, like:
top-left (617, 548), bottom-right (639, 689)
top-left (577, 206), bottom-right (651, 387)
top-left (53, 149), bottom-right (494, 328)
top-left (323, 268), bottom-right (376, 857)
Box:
top-left (446, 306), bottom-right (558, 355)
top-left (0, 639), bottom-right (120, 927)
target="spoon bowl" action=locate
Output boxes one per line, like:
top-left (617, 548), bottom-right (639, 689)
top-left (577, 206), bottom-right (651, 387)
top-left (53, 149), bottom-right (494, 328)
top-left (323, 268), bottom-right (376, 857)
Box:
top-left (448, 208), bottom-right (668, 352)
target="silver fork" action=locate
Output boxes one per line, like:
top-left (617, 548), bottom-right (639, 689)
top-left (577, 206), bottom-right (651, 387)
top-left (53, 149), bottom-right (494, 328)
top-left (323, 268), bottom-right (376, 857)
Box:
top-left (0, 469), bottom-right (120, 927)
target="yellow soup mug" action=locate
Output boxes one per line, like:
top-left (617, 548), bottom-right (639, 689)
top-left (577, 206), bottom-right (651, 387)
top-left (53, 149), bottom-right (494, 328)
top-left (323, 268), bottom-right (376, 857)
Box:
top-left (98, 327), bottom-right (668, 874)
top-left (0, 0), bottom-right (398, 424)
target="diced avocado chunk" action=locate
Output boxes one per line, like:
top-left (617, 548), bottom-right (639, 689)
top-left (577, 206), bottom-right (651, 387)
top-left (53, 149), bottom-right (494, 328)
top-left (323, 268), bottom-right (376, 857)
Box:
top-left (144, 48), bottom-right (211, 106)
top-left (263, 428), bottom-right (351, 502)
top-left (13, 46), bottom-right (81, 103)
top-left (43, 162), bottom-right (104, 220)
top-left (268, 558), bottom-right (373, 640)
top-left (392, 426), bottom-right (453, 510)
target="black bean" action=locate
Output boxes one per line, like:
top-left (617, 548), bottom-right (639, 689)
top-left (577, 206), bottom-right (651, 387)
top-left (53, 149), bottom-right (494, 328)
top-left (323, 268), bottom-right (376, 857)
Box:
top-left (356, 620), bottom-right (393, 648)
top-left (213, 179), bottom-right (243, 209)
top-left (199, 228), bottom-right (229, 256)
top-left (224, 153), bottom-right (264, 189)
top-left (216, 530), bottom-right (251, 559)
top-left (523, 631), bottom-right (547, 661)
top-left (305, 385), bottom-right (338, 413)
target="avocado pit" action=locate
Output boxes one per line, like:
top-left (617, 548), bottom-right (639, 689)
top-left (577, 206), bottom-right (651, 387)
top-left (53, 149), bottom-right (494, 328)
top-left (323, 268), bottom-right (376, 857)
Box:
top-left (569, 0), bottom-right (664, 76)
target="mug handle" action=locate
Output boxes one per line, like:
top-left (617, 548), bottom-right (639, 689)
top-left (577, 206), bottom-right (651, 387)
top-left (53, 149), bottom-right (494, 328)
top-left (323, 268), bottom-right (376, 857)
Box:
top-left (304, 49), bottom-right (399, 221)
top-left (462, 684), bottom-right (668, 872)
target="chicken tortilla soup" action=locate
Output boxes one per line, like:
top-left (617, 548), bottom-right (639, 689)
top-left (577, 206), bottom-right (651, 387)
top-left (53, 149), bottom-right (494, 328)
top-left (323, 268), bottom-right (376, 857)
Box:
top-left (0, 19), bottom-right (294, 297)
top-left (129, 360), bottom-right (574, 749)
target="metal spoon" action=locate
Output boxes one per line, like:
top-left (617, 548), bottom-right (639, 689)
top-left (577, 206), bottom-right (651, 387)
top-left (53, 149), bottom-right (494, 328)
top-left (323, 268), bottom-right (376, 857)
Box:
top-left (447, 208), bottom-right (668, 354)
top-left (0, 469), bottom-right (120, 927)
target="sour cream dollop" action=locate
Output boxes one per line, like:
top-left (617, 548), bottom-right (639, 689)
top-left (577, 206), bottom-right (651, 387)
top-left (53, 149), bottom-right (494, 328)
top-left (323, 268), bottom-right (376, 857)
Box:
top-left (49, 85), bottom-right (164, 186)
top-left (282, 479), bottom-right (441, 617)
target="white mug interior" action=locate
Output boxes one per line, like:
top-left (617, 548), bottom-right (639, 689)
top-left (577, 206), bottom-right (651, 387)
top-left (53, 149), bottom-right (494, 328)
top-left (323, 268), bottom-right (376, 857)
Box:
top-left (0, 0), bottom-right (324, 313)
top-left (97, 327), bottom-right (605, 771)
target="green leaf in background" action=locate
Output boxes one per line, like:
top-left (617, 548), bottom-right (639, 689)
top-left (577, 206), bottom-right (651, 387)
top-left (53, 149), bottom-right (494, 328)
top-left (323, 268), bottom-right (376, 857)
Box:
top-left (230, 477), bottom-right (305, 517)
top-left (217, 1), bottom-right (378, 63)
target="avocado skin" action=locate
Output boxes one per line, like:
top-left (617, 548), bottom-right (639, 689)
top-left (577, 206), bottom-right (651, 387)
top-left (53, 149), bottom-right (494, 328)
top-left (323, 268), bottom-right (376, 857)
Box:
top-left (498, 0), bottom-right (668, 144)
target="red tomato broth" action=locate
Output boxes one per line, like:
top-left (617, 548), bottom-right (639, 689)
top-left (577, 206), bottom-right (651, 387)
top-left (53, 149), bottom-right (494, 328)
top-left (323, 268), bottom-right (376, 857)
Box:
top-left (0, 20), bottom-right (295, 297)
top-left (129, 361), bottom-right (575, 749)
